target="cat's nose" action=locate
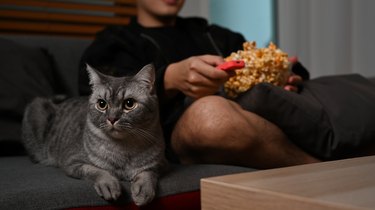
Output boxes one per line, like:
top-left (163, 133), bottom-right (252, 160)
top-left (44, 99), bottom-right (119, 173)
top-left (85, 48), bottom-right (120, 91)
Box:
top-left (107, 118), bottom-right (119, 125)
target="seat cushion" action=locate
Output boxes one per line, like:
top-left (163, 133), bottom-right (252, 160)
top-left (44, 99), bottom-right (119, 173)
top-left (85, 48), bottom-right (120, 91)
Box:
top-left (0, 156), bottom-right (254, 209)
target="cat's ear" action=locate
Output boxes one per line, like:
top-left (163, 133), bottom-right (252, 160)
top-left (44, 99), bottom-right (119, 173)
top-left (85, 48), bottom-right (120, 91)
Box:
top-left (86, 63), bottom-right (102, 86)
top-left (134, 64), bottom-right (155, 86)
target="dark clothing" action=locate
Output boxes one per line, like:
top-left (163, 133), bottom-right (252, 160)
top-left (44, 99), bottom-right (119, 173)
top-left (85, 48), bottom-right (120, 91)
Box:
top-left (79, 17), bottom-right (245, 94)
top-left (79, 16), bottom-right (309, 162)
top-left (79, 17), bottom-right (247, 161)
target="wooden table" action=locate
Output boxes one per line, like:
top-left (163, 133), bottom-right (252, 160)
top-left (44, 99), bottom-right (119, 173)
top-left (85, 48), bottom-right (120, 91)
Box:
top-left (201, 156), bottom-right (375, 210)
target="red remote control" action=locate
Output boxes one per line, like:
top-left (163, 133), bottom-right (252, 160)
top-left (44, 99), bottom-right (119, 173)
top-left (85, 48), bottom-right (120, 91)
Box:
top-left (217, 60), bottom-right (245, 71)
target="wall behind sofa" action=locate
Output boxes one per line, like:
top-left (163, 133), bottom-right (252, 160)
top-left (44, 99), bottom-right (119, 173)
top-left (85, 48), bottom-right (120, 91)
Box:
top-left (180, 0), bottom-right (275, 48)
top-left (278, 0), bottom-right (375, 79)
top-left (181, 0), bottom-right (375, 79)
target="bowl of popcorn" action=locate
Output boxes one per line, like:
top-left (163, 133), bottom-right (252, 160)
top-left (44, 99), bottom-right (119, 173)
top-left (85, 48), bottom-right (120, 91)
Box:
top-left (224, 41), bottom-right (291, 98)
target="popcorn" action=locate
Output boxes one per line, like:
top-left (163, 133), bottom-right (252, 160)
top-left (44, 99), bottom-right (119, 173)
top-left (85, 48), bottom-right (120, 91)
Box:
top-left (224, 41), bottom-right (290, 98)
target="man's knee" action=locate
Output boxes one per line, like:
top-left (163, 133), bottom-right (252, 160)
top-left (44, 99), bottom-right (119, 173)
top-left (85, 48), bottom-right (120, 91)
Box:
top-left (171, 96), bottom-right (258, 161)
top-left (174, 96), bottom-right (232, 141)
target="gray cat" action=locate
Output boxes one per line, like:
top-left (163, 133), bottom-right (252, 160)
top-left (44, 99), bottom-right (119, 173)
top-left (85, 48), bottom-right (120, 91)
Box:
top-left (22, 64), bottom-right (167, 206)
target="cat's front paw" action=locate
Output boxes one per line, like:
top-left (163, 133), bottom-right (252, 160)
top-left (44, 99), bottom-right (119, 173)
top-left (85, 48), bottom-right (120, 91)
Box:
top-left (94, 175), bottom-right (122, 200)
top-left (131, 179), bottom-right (156, 206)
top-left (130, 171), bottom-right (158, 206)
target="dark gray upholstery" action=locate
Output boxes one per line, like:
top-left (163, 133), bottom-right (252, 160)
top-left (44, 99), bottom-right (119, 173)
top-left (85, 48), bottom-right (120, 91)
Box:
top-left (0, 35), bottom-right (90, 153)
top-left (0, 35), bottom-right (91, 97)
top-left (0, 156), bottom-right (254, 210)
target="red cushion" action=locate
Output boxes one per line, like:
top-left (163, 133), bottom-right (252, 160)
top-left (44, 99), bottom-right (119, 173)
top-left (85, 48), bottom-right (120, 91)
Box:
top-left (67, 191), bottom-right (200, 210)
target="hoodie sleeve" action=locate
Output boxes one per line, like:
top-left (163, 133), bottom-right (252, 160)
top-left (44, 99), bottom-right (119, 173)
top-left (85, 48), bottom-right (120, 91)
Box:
top-left (78, 26), bottom-right (153, 96)
top-left (78, 29), bottom-right (114, 95)
top-left (207, 24), bottom-right (246, 57)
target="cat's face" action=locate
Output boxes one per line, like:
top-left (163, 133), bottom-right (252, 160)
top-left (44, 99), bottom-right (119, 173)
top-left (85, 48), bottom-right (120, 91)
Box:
top-left (86, 64), bottom-right (159, 140)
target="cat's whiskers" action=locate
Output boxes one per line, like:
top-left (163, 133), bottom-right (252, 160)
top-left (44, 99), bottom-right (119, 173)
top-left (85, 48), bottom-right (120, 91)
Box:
top-left (128, 127), bottom-right (161, 145)
top-left (117, 122), bottom-right (133, 130)
top-left (99, 123), bottom-right (108, 129)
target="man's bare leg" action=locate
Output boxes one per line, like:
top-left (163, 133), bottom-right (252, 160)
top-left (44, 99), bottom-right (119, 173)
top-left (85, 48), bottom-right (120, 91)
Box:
top-left (171, 96), bottom-right (320, 169)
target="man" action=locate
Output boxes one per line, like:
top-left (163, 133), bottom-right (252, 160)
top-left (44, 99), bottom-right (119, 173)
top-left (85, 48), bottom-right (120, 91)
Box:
top-left (79, 0), bottom-right (319, 168)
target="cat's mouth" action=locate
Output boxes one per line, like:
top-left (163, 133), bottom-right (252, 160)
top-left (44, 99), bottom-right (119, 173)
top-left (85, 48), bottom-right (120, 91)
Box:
top-left (105, 125), bottom-right (129, 139)
top-left (107, 125), bottom-right (123, 132)
top-left (102, 122), bottom-right (133, 139)
top-left (107, 128), bottom-right (126, 139)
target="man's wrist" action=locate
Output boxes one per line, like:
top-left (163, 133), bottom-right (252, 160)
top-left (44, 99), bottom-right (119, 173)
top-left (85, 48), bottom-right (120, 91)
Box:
top-left (164, 63), bottom-right (179, 98)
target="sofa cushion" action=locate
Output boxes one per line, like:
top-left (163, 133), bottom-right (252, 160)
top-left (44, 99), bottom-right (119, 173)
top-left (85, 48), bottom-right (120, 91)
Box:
top-left (0, 38), bottom-right (58, 155)
top-left (236, 74), bottom-right (375, 160)
top-left (0, 156), bottom-right (254, 209)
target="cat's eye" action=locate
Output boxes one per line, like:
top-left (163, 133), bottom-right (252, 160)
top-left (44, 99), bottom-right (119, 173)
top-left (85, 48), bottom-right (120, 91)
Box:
top-left (96, 99), bottom-right (108, 111)
top-left (123, 98), bottom-right (137, 111)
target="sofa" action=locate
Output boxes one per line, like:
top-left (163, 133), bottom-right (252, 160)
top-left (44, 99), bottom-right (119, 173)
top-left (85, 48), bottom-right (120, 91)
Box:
top-left (2, 34), bottom-right (375, 210)
top-left (0, 35), bottom-right (255, 210)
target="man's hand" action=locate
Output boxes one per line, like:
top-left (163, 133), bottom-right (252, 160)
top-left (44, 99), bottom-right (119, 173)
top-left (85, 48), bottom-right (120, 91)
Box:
top-left (284, 74), bottom-right (303, 92)
top-left (164, 55), bottom-right (231, 99)
top-left (284, 56), bottom-right (304, 92)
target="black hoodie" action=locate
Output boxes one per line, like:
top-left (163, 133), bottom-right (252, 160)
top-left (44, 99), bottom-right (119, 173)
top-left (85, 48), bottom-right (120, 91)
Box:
top-left (78, 16), bottom-right (309, 161)
top-left (79, 16), bottom-right (245, 144)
